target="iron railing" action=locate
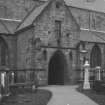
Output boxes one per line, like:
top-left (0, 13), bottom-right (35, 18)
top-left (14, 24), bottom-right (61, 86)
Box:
top-left (78, 67), bottom-right (105, 82)
top-left (0, 68), bottom-right (45, 96)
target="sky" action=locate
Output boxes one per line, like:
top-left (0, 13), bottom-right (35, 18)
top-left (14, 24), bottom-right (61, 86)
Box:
top-left (41, 0), bottom-right (105, 13)
top-left (65, 0), bottom-right (105, 13)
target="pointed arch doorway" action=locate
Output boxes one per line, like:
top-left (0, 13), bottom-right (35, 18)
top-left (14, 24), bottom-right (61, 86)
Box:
top-left (48, 50), bottom-right (67, 85)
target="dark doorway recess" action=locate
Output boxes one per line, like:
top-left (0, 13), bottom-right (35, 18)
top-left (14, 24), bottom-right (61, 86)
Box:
top-left (48, 51), bottom-right (67, 85)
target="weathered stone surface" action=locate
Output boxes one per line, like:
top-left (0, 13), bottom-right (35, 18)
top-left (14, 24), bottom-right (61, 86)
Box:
top-left (17, 28), bottom-right (34, 69)
top-left (17, 0), bottom-right (80, 85)
top-left (1, 0), bottom-right (105, 86)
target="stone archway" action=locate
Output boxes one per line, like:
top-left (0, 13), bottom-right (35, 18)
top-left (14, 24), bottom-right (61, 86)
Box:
top-left (48, 50), bottom-right (67, 85)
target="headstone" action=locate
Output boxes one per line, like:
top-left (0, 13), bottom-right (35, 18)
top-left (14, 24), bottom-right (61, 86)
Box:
top-left (96, 66), bottom-right (101, 81)
top-left (1, 72), bottom-right (6, 88)
top-left (32, 85), bottom-right (36, 91)
top-left (0, 93), bottom-right (2, 101)
top-left (83, 60), bottom-right (90, 89)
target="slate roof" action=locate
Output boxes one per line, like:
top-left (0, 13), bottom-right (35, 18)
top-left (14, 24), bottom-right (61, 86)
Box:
top-left (0, 19), bottom-right (21, 34)
top-left (80, 29), bottom-right (105, 43)
top-left (38, 0), bottom-right (105, 13)
top-left (17, 0), bottom-right (50, 31)
top-left (65, 0), bottom-right (105, 13)
top-left (0, 21), bottom-right (10, 34)
top-left (2, 20), bottom-right (20, 34)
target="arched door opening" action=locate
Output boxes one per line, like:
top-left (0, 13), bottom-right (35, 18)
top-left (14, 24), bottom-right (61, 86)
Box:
top-left (90, 44), bottom-right (102, 68)
top-left (48, 51), bottom-right (67, 85)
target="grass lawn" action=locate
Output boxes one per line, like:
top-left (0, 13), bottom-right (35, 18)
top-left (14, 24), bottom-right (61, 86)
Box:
top-left (0, 88), bottom-right (52, 105)
top-left (77, 85), bottom-right (105, 105)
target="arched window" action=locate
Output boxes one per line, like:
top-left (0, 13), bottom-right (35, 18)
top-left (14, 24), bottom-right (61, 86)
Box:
top-left (0, 37), bottom-right (8, 66)
top-left (90, 44), bottom-right (101, 68)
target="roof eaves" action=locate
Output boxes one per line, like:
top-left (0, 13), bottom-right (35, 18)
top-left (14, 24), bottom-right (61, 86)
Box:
top-left (80, 28), bottom-right (105, 34)
top-left (0, 18), bottom-right (21, 22)
top-left (80, 40), bottom-right (105, 44)
top-left (32, 0), bottom-right (53, 24)
top-left (15, 24), bottom-right (34, 34)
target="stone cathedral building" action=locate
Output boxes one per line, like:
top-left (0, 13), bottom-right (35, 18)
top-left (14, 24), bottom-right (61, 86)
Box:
top-left (0, 0), bottom-right (105, 86)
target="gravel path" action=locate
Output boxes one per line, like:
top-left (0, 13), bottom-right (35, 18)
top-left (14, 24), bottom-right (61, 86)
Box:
top-left (40, 85), bottom-right (98, 105)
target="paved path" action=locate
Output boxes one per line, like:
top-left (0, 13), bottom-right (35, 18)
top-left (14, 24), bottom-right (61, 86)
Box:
top-left (40, 85), bottom-right (98, 105)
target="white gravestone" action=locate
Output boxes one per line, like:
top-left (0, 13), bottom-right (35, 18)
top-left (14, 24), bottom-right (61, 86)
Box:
top-left (1, 72), bottom-right (6, 88)
top-left (96, 66), bottom-right (101, 81)
top-left (83, 60), bottom-right (90, 90)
